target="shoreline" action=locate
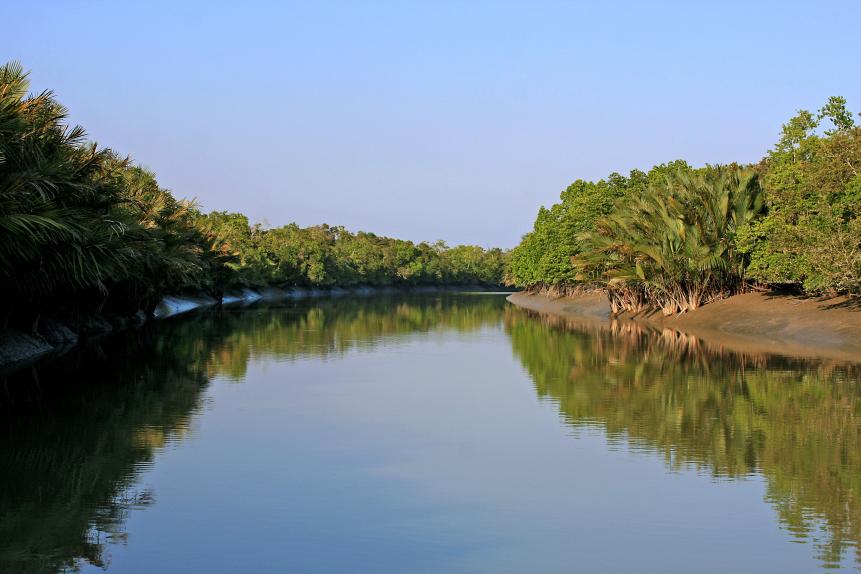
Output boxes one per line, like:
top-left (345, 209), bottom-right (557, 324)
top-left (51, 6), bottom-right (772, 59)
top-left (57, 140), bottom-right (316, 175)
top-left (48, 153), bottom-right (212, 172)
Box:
top-left (0, 284), bottom-right (512, 375)
top-left (506, 291), bottom-right (861, 363)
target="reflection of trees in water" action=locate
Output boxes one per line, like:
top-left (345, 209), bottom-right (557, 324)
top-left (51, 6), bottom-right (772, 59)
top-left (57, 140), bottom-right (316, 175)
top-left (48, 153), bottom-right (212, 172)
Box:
top-left (7, 295), bottom-right (854, 572)
top-left (0, 325), bottom-right (210, 573)
top-left (0, 295), bottom-right (507, 573)
top-left (200, 294), bottom-right (509, 381)
top-left (504, 307), bottom-right (861, 570)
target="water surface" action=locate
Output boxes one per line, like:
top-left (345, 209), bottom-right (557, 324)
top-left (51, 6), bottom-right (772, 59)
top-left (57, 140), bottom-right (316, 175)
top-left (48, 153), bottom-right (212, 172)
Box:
top-left (2, 294), bottom-right (860, 573)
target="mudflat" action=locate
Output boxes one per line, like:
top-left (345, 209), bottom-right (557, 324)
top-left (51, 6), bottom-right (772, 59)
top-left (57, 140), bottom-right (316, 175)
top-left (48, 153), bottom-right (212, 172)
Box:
top-left (507, 291), bottom-right (861, 362)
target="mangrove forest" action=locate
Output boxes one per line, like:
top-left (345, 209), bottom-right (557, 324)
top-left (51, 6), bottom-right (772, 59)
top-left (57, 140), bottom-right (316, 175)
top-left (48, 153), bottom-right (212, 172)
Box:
top-left (508, 97), bottom-right (861, 315)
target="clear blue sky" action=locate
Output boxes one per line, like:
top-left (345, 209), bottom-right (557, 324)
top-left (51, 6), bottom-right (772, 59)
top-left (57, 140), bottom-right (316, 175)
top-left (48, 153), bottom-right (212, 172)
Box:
top-left (5, 1), bottom-right (860, 248)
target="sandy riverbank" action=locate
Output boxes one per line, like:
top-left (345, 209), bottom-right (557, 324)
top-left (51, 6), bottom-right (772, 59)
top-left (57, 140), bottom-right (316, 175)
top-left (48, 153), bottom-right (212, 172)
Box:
top-left (507, 291), bottom-right (861, 363)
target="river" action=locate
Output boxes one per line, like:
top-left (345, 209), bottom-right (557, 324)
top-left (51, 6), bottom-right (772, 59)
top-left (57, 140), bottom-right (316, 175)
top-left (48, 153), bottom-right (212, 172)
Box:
top-left (1, 294), bottom-right (860, 573)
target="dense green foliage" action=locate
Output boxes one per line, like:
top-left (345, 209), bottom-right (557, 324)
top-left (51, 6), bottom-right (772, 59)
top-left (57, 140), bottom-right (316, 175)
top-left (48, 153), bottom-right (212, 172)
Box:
top-left (508, 172), bottom-right (642, 289)
top-left (574, 166), bottom-right (763, 314)
top-left (739, 99), bottom-right (861, 293)
top-left (0, 62), bottom-right (507, 324)
top-left (508, 161), bottom-right (688, 293)
top-left (510, 97), bottom-right (860, 311)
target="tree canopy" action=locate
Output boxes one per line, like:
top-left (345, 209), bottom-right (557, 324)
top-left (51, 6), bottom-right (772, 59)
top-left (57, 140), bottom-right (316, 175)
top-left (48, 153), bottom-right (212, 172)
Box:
top-left (0, 62), bottom-right (509, 326)
top-left (509, 97), bottom-right (861, 311)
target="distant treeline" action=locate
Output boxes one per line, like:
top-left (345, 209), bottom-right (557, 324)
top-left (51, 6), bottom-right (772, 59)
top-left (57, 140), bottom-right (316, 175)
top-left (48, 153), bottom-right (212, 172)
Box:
top-left (0, 62), bottom-right (508, 323)
top-left (508, 97), bottom-right (861, 314)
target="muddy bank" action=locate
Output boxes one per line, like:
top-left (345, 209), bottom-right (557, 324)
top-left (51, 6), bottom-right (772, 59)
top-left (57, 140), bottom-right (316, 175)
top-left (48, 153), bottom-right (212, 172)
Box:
top-left (506, 291), bottom-right (612, 322)
top-left (507, 291), bottom-right (861, 363)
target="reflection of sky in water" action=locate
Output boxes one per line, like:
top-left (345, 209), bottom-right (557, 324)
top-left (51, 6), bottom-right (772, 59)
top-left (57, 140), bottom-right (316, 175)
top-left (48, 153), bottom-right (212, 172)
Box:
top-left (67, 305), bottom-right (851, 574)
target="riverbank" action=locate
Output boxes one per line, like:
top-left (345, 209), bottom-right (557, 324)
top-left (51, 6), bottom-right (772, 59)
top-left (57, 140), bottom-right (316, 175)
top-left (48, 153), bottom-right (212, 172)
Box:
top-left (507, 290), bottom-right (861, 362)
top-left (0, 284), bottom-right (511, 375)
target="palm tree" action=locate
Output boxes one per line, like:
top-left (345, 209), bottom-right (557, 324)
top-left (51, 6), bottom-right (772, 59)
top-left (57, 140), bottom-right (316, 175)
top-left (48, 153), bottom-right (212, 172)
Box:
top-left (574, 166), bottom-right (763, 314)
top-left (0, 61), bottom-right (135, 317)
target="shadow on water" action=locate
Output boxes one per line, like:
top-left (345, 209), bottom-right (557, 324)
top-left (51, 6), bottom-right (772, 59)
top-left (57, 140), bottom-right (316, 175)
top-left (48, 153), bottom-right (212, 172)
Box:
top-left (0, 322), bottom-right (211, 573)
top-left (0, 295), bottom-right (507, 573)
top-left (503, 307), bottom-right (861, 570)
top-left (2, 295), bottom-right (861, 571)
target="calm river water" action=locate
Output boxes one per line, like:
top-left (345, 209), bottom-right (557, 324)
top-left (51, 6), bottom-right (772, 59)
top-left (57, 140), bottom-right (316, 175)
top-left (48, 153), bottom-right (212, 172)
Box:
top-left (2, 294), bottom-right (860, 573)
